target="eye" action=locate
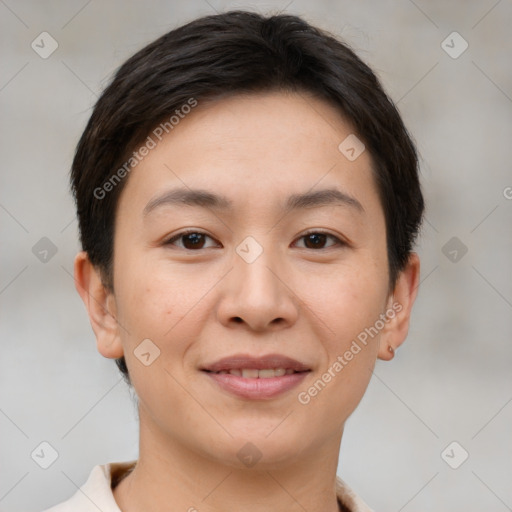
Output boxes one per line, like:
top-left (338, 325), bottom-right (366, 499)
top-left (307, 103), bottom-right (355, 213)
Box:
top-left (165, 230), bottom-right (220, 250)
top-left (164, 229), bottom-right (346, 251)
top-left (293, 231), bottom-right (346, 250)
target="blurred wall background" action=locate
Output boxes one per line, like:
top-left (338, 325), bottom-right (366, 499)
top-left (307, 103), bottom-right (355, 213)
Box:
top-left (1, 1), bottom-right (511, 510)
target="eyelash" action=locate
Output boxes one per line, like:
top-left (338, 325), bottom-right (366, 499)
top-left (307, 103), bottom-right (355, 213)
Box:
top-left (164, 229), bottom-right (347, 250)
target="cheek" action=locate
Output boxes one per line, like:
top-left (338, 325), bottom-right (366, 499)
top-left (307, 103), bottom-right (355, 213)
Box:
top-left (300, 272), bottom-right (384, 428)
top-left (337, 285), bottom-right (385, 339)
top-left (114, 247), bottom-right (183, 330)
top-left (309, 266), bottom-right (386, 410)
top-left (305, 259), bottom-right (388, 342)
top-left (114, 261), bottom-right (215, 360)
top-left (116, 278), bottom-right (174, 338)
top-left (114, 275), bottom-right (192, 398)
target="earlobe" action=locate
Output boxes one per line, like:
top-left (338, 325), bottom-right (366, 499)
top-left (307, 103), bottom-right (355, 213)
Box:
top-left (73, 251), bottom-right (124, 360)
top-left (377, 252), bottom-right (421, 361)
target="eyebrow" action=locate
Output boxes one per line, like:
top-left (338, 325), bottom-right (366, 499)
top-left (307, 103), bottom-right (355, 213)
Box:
top-left (143, 187), bottom-right (364, 216)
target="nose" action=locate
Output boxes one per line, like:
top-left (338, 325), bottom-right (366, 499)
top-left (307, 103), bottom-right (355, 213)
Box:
top-left (216, 245), bottom-right (299, 332)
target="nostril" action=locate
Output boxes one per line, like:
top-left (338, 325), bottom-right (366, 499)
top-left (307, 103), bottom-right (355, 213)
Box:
top-left (233, 317), bottom-right (243, 323)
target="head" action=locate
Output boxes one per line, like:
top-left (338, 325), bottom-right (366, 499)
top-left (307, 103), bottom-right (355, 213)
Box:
top-left (73, 10), bottom-right (423, 467)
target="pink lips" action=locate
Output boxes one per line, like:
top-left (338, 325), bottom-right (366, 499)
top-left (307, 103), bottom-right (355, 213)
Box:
top-left (205, 371), bottom-right (309, 399)
top-left (201, 353), bottom-right (311, 400)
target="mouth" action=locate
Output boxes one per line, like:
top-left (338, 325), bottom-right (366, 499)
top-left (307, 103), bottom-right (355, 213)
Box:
top-left (200, 353), bottom-right (311, 373)
top-left (200, 353), bottom-right (311, 400)
top-left (203, 368), bottom-right (306, 378)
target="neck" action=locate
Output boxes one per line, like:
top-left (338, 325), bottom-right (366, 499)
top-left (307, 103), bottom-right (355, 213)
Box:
top-left (113, 407), bottom-right (343, 512)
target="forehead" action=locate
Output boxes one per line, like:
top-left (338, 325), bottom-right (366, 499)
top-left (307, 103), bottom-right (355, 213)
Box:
top-left (117, 90), bottom-right (381, 220)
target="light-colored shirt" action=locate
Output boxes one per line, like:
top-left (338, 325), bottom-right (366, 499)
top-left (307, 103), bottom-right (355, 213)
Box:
top-left (42, 460), bottom-right (374, 512)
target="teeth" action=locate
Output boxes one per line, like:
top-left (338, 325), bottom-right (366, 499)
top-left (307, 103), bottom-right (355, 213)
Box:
top-left (241, 369), bottom-right (260, 378)
top-left (216, 368), bottom-right (296, 378)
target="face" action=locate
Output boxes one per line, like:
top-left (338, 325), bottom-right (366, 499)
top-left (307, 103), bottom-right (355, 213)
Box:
top-left (90, 91), bottom-right (404, 468)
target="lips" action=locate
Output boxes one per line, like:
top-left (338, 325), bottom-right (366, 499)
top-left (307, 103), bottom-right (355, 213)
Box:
top-left (200, 353), bottom-right (311, 373)
top-left (201, 353), bottom-right (311, 400)
top-left (213, 368), bottom-right (296, 378)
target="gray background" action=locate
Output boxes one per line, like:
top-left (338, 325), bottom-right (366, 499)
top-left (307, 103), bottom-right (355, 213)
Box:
top-left (1, 1), bottom-right (511, 510)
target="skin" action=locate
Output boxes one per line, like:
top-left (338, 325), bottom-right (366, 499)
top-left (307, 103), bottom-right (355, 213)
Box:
top-left (75, 90), bottom-right (420, 512)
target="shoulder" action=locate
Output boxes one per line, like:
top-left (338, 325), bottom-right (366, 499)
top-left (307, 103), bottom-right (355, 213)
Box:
top-left (335, 475), bottom-right (374, 512)
top-left (41, 460), bottom-right (137, 512)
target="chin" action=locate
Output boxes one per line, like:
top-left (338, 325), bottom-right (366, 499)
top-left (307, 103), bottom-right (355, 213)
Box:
top-left (207, 430), bottom-right (309, 470)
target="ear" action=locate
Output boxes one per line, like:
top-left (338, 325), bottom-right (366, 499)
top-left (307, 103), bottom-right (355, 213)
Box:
top-left (73, 251), bottom-right (124, 359)
top-left (377, 252), bottom-right (420, 361)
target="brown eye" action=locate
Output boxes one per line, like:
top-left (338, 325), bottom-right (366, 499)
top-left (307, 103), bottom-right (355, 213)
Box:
top-left (166, 231), bottom-right (219, 250)
top-left (295, 232), bottom-right (344, 250)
